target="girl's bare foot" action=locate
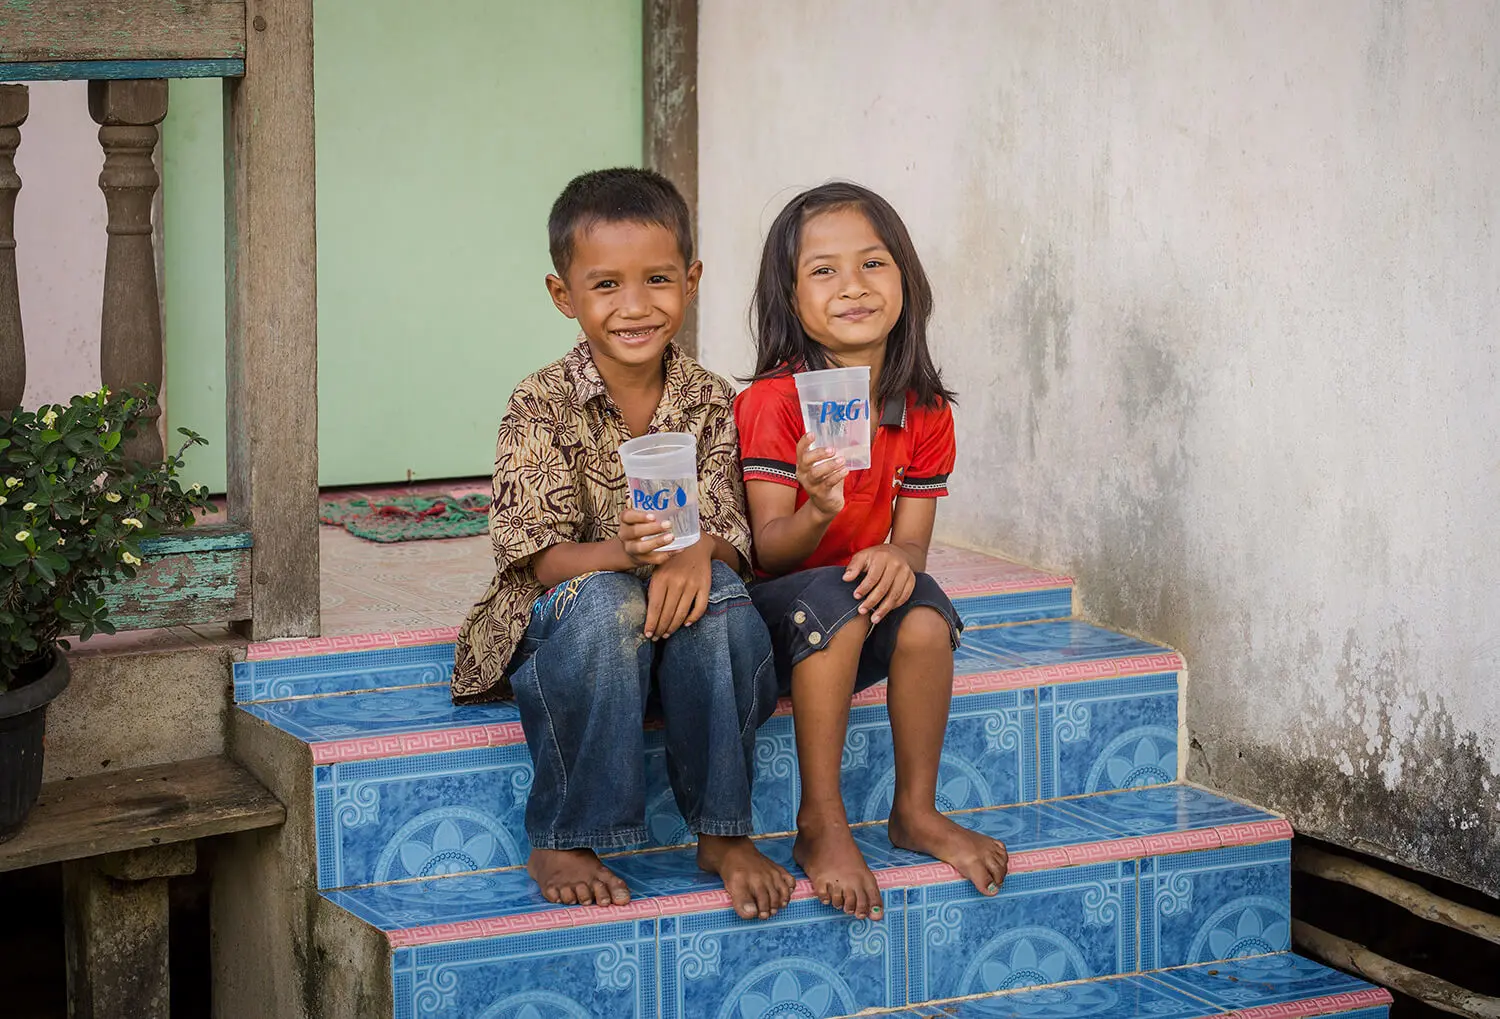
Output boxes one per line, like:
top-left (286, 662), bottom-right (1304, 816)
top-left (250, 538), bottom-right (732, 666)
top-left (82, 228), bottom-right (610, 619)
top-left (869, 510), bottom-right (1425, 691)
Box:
top-left (889, 806), bottom-right (1009, 896)
top-left (793, 815), bottom-right (884, 920)
top-left (527, 848), bottom-right (632, 906)
top-left (697, 834), bottom-right (797, 920)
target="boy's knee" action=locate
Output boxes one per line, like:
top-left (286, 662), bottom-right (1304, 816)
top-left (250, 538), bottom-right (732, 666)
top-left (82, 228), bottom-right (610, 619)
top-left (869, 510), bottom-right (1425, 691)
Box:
top-left (897, 604), bottom-right (955, 652)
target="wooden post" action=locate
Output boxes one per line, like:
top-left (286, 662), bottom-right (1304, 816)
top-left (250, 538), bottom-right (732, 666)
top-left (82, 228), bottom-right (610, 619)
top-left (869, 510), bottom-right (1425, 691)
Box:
top-left (0, 84), bottom-right (26, 412)
top-left (62, 842), bottom-right (197, 1019)
top-left (90, 79), bottom-right (168, 463)
top-left (644, 0), bottom-right (698, 357)
top-left (223, 0), bottom-right (320, 639)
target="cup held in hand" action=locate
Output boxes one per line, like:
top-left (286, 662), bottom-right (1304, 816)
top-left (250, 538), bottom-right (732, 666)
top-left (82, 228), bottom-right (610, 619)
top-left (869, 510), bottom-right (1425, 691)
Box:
top-left (794, 366), bottom-right (872, 470)
top-left (618, 432), bottom-right (701, 552)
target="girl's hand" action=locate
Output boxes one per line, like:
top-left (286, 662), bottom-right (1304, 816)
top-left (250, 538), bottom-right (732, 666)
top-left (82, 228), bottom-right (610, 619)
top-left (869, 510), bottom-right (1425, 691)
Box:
top-left (844, 544), bottom-right (916, 624)
top-left (645, 536), bottom-right (713, 639)
top-left (795, 433), bottom-right (848, 517)
top-left (619, 509), bottom-right (676, 568)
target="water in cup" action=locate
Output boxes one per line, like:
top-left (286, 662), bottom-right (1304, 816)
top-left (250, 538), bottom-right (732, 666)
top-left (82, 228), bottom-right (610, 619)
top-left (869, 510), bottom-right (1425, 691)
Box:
top-left (618, 432), bottom-right (701, 551)
top-left (794, 365), bottom-right (872, 469)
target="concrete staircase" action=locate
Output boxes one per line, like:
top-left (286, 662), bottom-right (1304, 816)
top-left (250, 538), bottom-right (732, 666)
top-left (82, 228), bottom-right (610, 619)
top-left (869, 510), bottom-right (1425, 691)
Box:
top-left (225, 545), bottom-right (1393, 1019)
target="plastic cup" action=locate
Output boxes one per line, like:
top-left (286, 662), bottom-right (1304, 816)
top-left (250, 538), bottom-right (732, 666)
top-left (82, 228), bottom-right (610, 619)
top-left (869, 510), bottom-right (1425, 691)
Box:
top-left (794, 366), bottom-right (872, 470)
top-left (618, 432), bottom-right (701, 551)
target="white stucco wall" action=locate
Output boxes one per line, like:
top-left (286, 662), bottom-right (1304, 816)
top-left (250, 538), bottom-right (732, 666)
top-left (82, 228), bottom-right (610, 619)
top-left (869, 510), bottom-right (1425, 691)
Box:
top-left (699, 0), bottom-right (1500, 894)
top-left (15, 80), bottom-right (105, 404)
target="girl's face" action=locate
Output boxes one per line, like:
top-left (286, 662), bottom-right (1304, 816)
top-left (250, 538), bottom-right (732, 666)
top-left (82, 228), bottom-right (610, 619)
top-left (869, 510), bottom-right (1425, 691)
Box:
top-left (794, 207), bottom-right (903, 362)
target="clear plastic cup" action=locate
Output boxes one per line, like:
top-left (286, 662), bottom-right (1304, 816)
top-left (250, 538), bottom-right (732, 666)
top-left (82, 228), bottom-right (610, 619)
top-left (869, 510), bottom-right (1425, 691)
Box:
top-left (794, 366), bottom-right (872, 470)
top-left (618, 432), bottom-right (701, 551)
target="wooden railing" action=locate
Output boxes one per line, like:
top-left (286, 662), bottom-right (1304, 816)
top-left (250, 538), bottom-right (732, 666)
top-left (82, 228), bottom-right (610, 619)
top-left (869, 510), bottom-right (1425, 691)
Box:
top-left (0, 0), bottom-right (318, 641)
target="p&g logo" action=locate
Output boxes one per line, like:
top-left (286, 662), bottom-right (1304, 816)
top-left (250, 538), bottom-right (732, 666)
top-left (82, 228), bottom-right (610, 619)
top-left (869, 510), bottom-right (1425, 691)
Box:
top-left (632, 487), bottom-right (688, 511)
top-left (818, 399), bottom-right (869, 424)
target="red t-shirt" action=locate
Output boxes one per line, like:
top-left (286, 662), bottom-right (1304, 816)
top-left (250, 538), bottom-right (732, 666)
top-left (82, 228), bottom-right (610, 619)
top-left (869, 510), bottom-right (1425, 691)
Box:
top-left (735, 372), bottom-right (956, 573)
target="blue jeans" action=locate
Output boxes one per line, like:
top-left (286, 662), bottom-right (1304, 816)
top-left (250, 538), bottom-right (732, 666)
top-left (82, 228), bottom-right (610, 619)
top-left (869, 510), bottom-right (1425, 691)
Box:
top-left (509, 561), bottom-right (777, 851)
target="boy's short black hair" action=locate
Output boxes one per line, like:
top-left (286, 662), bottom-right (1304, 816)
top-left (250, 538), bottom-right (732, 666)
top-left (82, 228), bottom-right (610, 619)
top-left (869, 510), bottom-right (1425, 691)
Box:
top-left (547, 167), bottom-right (694, 277)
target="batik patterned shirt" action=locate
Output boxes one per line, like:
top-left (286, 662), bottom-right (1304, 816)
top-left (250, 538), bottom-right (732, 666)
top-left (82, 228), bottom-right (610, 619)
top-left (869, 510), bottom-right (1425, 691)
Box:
top-left (451, 340), bottom-right (752, 701)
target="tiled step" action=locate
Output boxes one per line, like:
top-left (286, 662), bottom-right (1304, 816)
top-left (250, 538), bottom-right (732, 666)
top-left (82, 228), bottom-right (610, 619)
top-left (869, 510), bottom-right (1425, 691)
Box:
top-left (880, 957), bottom-right (1393, 1017)
top-left (235, 619), bottom-right (1184, 889)
top-left (312, 785), bottom-right (1380, 1019)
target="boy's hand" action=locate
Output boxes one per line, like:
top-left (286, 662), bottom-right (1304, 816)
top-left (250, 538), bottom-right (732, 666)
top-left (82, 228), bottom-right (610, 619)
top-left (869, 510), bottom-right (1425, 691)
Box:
top-left (645, 536), bottom-right (713, 640)
top-left (844, 544), bottom-right (916, 624)
top-left (795, 433), bottom-right (848, 517)
top-left (620, 509), bottom-right (676, 568)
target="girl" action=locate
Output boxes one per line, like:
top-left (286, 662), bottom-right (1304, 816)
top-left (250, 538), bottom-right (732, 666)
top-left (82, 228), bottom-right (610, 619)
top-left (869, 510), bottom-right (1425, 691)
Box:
top-left (734, 182), bottom-right (1009, 921)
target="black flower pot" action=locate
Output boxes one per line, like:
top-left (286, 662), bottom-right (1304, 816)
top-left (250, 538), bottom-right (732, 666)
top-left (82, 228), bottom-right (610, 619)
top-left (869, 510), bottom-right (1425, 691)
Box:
top-left (0, 649), bottom-right (71, 841)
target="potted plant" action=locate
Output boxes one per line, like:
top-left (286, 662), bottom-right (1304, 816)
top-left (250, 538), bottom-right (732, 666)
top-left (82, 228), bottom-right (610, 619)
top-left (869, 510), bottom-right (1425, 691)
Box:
top-left (0, 387), bottom-right (209, 839)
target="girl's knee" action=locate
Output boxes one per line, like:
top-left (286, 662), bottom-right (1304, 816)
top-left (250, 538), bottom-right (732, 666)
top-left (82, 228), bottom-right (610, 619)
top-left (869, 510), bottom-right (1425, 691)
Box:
top-left (896, 604), bottom-right (955, 653)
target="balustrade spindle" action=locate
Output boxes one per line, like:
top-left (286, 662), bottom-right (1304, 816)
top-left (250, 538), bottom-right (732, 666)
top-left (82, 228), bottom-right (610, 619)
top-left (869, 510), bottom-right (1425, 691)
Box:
top-left (0, 85), bottom-right (27, 413)
top-left (89, 79), bottom-right (168, 462)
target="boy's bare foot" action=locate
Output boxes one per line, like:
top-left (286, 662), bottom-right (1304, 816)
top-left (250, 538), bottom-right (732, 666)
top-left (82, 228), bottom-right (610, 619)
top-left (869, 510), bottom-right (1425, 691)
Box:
top-left (527, 848), bottom-right (632, 907)
top-left (889, 806), bottom-right (1009, 896)
top-left (793, 816), bottom-right (884, 920)
top-left (697, 834), bottom-right (797, 920)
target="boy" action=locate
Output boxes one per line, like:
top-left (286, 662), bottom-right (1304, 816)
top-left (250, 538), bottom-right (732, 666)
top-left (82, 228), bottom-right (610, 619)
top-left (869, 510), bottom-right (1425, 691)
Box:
top-left (452, 168), bottom-right (794, 921)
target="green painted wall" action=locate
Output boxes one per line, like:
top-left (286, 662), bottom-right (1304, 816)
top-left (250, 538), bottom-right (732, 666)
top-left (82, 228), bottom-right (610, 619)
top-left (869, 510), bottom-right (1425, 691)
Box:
top-left (163, 1), bottom-right (643, 491)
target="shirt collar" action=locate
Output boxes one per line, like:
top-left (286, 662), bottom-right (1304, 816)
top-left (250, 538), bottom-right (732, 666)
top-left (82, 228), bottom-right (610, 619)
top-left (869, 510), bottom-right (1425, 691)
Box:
top-left (879, 393), bottom-right (908, 429)
top-left (562, 337), bottom-right (691, 416)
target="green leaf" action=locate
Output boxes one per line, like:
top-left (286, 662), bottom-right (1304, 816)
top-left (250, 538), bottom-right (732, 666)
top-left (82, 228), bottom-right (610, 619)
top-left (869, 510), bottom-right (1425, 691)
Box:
top-left (39, 429), bottom-right (61, 443)
top-left (32, 557), bottom-right (55, 584)
top-left (100, 432), bottom-right (121, 452)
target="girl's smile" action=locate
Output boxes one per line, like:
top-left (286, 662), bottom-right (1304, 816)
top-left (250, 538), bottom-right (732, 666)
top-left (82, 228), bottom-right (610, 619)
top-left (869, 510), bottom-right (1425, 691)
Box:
top-left (795, 207), bottom-right (904, 365)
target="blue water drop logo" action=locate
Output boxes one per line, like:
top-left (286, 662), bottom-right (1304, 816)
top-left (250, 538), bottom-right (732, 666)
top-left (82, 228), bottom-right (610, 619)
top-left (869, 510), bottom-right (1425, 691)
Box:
top-left (674, 487), bottom-right (687, 507)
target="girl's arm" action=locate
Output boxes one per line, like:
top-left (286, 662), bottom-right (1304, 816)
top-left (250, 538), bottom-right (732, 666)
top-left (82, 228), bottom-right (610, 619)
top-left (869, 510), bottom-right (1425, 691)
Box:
top-left (887, 495), bottom-right (936, 573)
top-left (745, 434), bottom-right (850, 575)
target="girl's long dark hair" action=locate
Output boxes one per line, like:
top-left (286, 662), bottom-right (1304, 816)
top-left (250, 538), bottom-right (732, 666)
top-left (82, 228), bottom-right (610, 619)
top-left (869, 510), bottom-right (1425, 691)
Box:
top-left (748, 181), bottom-right (955, 409)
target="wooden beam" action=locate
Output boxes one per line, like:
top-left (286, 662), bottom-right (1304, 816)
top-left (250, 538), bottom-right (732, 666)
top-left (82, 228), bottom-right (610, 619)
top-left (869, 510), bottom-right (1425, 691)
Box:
top-left (0, 1), bottom-right (245, 64)
top-left (223, 0), bottom-right (319, 640)
top-left (1294, 920), bottom-right (1500, 1018)
top-left (643, 0), bottom-right (698, 357)
top-left (0, 756), bottom-right (285, 874)
top-left (0, 84), bottom-right (25, 412)
top-left (0, 59), bottom-right (244, 82)
top-left (96, 526), bottom-right (253, 631)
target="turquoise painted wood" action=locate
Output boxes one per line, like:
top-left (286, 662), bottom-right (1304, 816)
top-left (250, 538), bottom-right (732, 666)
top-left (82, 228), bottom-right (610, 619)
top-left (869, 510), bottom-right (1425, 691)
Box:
top-left (0, 60), bottom-right (243, 82)
top-left (96, 525), bottom-right (253, 631)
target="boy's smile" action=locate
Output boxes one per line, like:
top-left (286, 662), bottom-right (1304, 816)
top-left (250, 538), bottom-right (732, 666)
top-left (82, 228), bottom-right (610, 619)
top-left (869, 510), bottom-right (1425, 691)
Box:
top-left (546, 220), bottom-right (702, 373)
top-left (795, 207), bottom-right (903, 363)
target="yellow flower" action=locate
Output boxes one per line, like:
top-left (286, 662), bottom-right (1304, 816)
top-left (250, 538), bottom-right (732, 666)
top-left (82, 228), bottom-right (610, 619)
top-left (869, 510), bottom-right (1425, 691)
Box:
top-left (190, 483), bottom-right (204, 493)
top-left (40, 409), bottom-right (57, 427)
top-left (55, 538), bottom-right (64, 546)
top-left (4, 477), bottom-right (19, 488)
top-left (121, 551), bottom-right (142, 566)
top-left (104, 492), bottom-right (122, 503)
top-left (122, 517), bottom-right (144, 529)
top-left (0, 496), bottom-right (6, 506)
top-left (14, 530), bottom-right (30, 542)
top-left (22, 502), bottom-right (35, 512)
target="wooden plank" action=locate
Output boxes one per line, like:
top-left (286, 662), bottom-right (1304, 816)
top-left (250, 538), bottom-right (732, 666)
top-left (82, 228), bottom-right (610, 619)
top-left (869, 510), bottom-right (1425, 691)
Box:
top-left (643, 0), bottom-right (698, 356)
top-left (223, 0), bottom-right (319, 639)
top-left (0, 59), bottom-right (243, 82)
top-left (93, 525), bottom-right (253, 631)
top-left (0, 1), bottom-right (245, 64)
top-left (0, 756), bottom-right (285, 873)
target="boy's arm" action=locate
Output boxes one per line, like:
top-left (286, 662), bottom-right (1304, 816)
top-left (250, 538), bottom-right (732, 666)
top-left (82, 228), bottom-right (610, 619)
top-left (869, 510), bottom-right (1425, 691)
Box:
top-left (746, 434), bottom-right (851, 575)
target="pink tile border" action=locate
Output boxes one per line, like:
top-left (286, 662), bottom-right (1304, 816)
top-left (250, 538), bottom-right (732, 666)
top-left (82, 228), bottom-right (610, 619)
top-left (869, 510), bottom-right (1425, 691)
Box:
top-left (386, 897), bottom-right (661, 948)
top-left (1137, 829), bottom-right (1226, 855)
top-left (311, 722), bottom-right (526, 765)
top-left (1230, 988), bottom-right (1393, 1019)
top-left (1215, 819), bottom-right (1295, 848)
top-left (247, 626), bottom-right (460, 661)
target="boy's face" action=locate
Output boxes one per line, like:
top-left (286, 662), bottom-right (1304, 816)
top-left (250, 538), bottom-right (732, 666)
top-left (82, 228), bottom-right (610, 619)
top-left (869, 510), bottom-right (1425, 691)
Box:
top-left (546, 220), bottom-right (701, 373)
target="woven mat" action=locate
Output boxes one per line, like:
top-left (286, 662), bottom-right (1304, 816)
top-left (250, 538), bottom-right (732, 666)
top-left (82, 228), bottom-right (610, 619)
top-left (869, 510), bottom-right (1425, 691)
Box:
top-left (319, 493), bottom-right (489, 543)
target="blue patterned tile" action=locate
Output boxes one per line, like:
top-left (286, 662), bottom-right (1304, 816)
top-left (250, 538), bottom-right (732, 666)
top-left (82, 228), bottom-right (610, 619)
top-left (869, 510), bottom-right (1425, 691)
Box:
top-left (1139, 841), bottom-right (1291, 969)
top-left (391, 919), bottom-right (656, 1019)
top-left (918, 973), bottom-right (1225, 1017)
top-left (842, 689), bottom-right (1038, 823)
top-left (1148, 953), bottom-right (1378, 1011)
top-left (1051, 786), bottom-right (1276, 839)
top-left (1038, 675), bottom-right (1178, 799)
top-left (238, 684), bottom-right (516, 744)
top-left (325, 868), bottom-right (556, 932)
top-left (954, 585), bottom-right (1074, 628)
top-left (960, 622), bottom-right (1169, 668)
top-left (659, 898), bottom-right (905, 1018)
top-left (906, 862), bottom-right (1137, 1003)
top-left (315, 744), bottom-right (533, 888)
top-left (233, 643), bottom-right (455, 703)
